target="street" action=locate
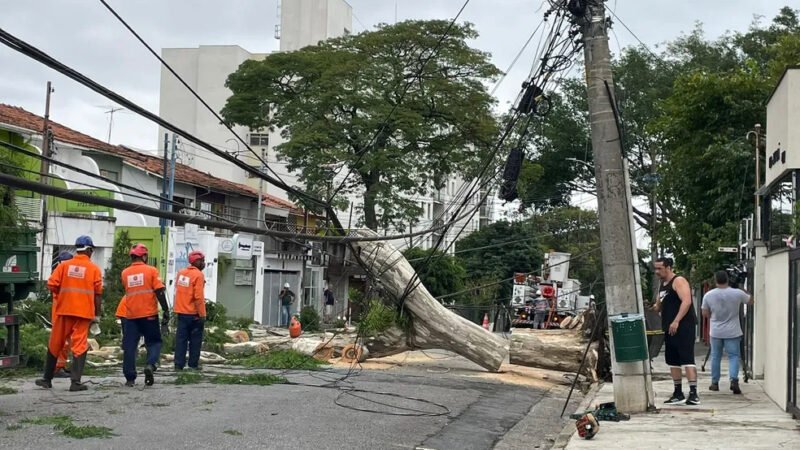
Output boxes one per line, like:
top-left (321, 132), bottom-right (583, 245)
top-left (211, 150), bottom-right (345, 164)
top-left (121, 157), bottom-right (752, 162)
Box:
top-left (0, 351), bottom-right (584, 449)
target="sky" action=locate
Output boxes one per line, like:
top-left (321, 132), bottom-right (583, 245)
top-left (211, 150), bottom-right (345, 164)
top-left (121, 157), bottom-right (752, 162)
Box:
top-left (0, 0), bottom-right (790, 152)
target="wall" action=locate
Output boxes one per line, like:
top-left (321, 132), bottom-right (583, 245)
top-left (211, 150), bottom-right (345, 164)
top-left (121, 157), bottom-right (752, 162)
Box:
top-left (753, 244), bottom-right (768, 378)
top-left (763, 250), bottom-right (790, 409)
top-left (158, 46), bottom-right (257, 182)
top-left (279, 0), bottom-right (352, 52)
top-left (764, 69), bottom-right (799, 187)
top-left (41, 214), bottom-right (116, 281)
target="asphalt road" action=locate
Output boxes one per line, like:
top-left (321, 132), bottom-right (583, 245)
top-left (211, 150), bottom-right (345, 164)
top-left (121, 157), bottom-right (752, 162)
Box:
top-left (0, 354), bottom-right (582, 449)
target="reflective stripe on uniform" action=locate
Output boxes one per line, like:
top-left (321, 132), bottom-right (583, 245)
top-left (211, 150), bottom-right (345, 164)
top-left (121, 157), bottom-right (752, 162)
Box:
top-left (59, 287), bottom-right (95, 295)
top-left (126, 289), bottom-right (155, 297)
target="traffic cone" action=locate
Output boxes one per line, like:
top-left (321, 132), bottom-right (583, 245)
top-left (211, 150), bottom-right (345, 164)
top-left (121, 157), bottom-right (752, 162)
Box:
top-left (482, 313), bottom-right (490, 330)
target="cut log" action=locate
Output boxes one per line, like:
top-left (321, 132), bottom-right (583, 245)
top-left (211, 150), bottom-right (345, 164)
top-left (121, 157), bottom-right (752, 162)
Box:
top-left (223, 341), bottom-right (269, 356)
top-left (352, 231), bottom-right (509, 372)
top-left (225, 330), bottom-right (250, 343)
top-left (509, 329), bottom-right (598, 381)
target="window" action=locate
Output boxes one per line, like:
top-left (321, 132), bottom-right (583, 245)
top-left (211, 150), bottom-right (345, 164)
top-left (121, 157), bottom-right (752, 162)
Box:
top-left (249, 133), bottom-right (269, 146)
top-left (765, 174), bottom-right (795, 250)
top-left (100, 169), bottom-right (119, 182)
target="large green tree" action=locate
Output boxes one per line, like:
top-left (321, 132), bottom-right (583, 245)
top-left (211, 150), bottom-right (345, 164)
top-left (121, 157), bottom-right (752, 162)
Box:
top-left (222, 20), bottom-right (501, 231)
top-left (402, 247), bottom-right (466, 299)
top-left (516, 6), bottom-right (800, 280)
top-left (455, 220), bottom-right (543, 300)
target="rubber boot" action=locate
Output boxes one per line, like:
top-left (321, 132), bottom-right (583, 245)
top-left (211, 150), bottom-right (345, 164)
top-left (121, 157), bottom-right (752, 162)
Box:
top-left (35, 352), bottom-right (58, 389)
top-left (69, 352), bottom-right (88, 392)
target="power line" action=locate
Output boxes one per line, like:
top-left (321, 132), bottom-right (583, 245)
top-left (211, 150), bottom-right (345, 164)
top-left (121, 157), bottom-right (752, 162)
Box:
top-left (0, 26), bottom-right (327, 210)
top-left (327, 0), bottom-right (472, 205)
top-left (97, 0), bottom-right (286, 188)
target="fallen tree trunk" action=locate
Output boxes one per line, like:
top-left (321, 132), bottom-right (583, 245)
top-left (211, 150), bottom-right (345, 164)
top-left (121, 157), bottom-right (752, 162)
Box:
top-left (352, 231), bottom-right (509, 372)
top-left (509, 329), bottom-right (598, 381)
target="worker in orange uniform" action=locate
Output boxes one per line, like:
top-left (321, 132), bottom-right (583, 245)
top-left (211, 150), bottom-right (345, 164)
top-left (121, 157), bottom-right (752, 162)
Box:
top-left (173, 251), bottom-right (207, 371)
top-left (36, 236), bottom-right (102, 392)
top-left (51, 251), bottom-right (74, 378)
top-left (121, 243), bottom-right (170, 387)
top-left (115, 295), bottom-right (128, 330)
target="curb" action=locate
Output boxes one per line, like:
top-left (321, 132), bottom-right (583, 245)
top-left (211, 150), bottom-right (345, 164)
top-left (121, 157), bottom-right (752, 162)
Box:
top-left (550, 382), bottom-right (602, 450)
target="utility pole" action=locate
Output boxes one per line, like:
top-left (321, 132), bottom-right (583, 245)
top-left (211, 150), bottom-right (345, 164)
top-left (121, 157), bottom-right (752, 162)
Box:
top-left (746, 124), bottom-right (763, 236)
top-left (38, 81), bottom-right (53, 280)
top-left (169, 134), bottom-right (177, 226)
top-left (160, 133), bottom-right (169, 238)
top-left (256, 153), bottom-right (265, 229)
top-left (579, 1), bottom-right (653, 412)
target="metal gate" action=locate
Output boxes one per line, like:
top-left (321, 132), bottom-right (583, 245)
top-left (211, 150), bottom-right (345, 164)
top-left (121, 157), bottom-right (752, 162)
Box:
top-left (262, 270), bottom-right (300, 327)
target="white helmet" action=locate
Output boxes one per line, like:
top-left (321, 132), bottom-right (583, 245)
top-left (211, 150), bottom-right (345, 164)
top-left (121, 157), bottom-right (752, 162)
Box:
top-left (284, 283), bottom-right (290, 288)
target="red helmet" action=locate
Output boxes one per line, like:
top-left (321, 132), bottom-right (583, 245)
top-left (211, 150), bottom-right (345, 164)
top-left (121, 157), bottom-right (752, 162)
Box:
top-left (130, 243), bottom-right (149, 257)
top-left (188, 251), bottom-right (205, 264)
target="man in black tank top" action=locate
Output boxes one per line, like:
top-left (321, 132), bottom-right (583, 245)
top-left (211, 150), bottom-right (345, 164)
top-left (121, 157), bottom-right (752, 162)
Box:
top-left (654, 257), bottom-right (699, 406)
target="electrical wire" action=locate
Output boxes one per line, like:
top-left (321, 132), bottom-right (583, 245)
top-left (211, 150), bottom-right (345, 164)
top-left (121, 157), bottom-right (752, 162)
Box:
top-left (327, 0), bottom-right (472, 205)
top-left (97, 0), bottom-right (289, 189)
top-left (0, 26), bottom-right (327, 210)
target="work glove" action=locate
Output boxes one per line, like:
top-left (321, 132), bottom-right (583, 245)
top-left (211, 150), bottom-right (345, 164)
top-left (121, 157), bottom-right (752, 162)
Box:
top-left (161, 311), bottom-right (170, 336)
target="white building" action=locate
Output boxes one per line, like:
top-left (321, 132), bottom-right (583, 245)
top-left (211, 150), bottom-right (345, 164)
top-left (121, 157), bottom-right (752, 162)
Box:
top-left (157, 0), bottom-right (490, 261)
top-left (750, 67), bottom-right (800, 417)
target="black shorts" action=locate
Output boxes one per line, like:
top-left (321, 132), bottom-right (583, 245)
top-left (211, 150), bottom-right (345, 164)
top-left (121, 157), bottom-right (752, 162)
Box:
top-left (664, 323), bottom-right (696, 367)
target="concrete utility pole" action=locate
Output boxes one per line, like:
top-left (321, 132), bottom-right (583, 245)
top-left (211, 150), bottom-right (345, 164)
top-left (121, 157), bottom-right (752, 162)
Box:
top-left (38, 81), bottom-right (53, 279)
top-left (580, 1), bottom-right (653, 412)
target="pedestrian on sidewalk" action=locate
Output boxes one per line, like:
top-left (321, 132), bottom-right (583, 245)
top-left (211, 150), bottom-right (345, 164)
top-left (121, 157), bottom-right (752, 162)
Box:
top-left (701, 270), bottom-right (752, 394)
top-left (36, 236), bottom-right (102, 392)
top-left (279, 283), bottom-right (296, 327)
top-left (121, 243), bottom-right (170, 387)
top-left (173, 251), bottom-right (207, 371)
top-left (323, 286), bottom-right (335, 322)
top-left (654, 257), bottom-right (700, 406)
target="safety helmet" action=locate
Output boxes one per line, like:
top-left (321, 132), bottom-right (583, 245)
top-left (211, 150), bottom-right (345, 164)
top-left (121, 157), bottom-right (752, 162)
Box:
top-left (188, 251), bottom-right (205, 265)
top-left (57, 251), bottom-right (73, 262)
top-left (75, 235), bottom-right (94, 251)
top-left (284, 283), bottom-right (290, 288)
top-left (130, 243), bottom-right (149, 257)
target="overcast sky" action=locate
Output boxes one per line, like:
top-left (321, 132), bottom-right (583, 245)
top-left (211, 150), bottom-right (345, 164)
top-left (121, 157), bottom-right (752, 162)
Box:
top-left (0, 0), bottom-right (790, 151)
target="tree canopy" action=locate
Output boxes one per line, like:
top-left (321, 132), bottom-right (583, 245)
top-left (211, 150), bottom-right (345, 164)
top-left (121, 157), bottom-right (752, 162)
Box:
top-left (516, 6), bottom-right (800, 279)
top-left (402, 247), bottom-right (466, 299)
top-left (222, 20), bottom-right (501, 230)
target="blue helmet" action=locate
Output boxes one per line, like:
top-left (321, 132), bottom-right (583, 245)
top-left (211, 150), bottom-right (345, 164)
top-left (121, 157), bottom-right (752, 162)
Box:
top-left (57, 251), bottom-right (73, 262)
top-left (75, 235), bottom-right (94, 251)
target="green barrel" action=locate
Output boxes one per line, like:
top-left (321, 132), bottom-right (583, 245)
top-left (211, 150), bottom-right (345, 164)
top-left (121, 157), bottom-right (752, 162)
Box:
top-left (609, 313), bottom-right (648, 362)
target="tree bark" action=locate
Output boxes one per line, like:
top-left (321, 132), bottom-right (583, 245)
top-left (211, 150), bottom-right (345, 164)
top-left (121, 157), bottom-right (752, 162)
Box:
top-left (509, 330), bottom-right (598, 381)
top-left (361, 172), bottom-right (380, 230)
top-left (351, 230), bottom-right (509, 371)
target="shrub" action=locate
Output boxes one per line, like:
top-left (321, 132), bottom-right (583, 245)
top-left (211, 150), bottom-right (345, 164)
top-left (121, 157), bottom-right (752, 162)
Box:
top-left (19, 323), bottom-right (49, 368)
top-left (357, 299), bottom-right (398, 337)
top-left (298, 306), bottom-right (320, 332)
top-left (236, 350), bottom-right (324, 370)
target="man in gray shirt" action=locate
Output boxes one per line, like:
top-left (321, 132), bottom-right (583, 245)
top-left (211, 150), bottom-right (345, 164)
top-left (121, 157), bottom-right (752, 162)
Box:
top-left (701, 270), bottom-right (752, 394)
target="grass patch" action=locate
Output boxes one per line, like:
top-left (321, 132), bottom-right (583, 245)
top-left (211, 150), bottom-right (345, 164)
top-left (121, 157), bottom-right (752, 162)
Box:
top-left (235, 350), bottom-right (324, 370)
top-left (21, 415), bottom-right (114, 439)
top-left (0, 386), bottom-right (17, 395)
top-left (210, 373), bottom-right (286, 386)
top-left (60, 424), bottom-right (115, 439)
top-left (21, 416), bottom-right (73, 427)
top-left (357, 299), bottom-right (399, 336)
top-left (223, 429), bottom-right (243, 436)
top-left (174, 371), bottom-right (204, 385)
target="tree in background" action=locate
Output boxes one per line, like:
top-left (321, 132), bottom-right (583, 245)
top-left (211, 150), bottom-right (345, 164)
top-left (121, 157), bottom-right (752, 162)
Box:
top-left (101, 230), bottom-right (132, 328)
top-left (403, 247), bottom-right (466, 299)
top-left (516, 6), bottom-right (800, 280)
top-left (455, 220), bottom-right (542, 301)
top-left (0, 135), bottom-right (31, 251)
top-left (222, 20), bottom-right (501, 231)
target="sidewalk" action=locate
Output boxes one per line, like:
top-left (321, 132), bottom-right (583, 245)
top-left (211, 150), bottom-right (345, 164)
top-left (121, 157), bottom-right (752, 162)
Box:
top-left (558, 347), bottom-right (799, 450)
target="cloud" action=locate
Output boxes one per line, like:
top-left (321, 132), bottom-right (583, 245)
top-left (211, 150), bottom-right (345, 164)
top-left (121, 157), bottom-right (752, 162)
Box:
top-left (0, 0), bottom-right (790, 150)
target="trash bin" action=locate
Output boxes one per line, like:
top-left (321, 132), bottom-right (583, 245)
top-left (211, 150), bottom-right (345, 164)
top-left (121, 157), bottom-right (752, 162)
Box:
top-left (609, 313), bottom-right (648, 362)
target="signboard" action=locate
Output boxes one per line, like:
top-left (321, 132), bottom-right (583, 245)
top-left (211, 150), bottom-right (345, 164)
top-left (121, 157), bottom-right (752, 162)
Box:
top-left (234, 234), bottom-right (254, 259)
top-left (718, 247), bottom-right (738, 253)
top-left (252, 241), bottom-right (264, 255)
top-left (63, 189), bottom-right (114, 214)
top-left (219, 238), bottom-right (234, 254)
top-left (512, 284), bottom-right (530, 306)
